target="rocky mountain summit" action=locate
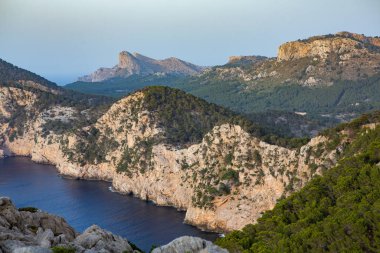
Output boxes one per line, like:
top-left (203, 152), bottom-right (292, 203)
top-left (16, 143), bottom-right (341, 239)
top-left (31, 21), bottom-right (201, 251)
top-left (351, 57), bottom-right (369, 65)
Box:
top-left (66, 32), bottom-right (380, 132)
top-left (0, 197), bottom-right (226, 253)
top-left (206, 31), bottom-right (380, 87)
top-left (78, 51), bottom-right (204, 82)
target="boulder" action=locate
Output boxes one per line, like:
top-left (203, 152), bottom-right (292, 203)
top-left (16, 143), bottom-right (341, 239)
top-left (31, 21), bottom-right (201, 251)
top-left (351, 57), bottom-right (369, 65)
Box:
top-left (74, 225), bottom-right (133, 253)
top-left (152, 236), bottom-right (228, 253)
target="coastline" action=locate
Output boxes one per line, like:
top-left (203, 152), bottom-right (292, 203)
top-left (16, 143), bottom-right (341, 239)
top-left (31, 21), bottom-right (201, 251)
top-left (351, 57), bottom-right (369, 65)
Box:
top-left (0, 155), bottom-right (222, 236)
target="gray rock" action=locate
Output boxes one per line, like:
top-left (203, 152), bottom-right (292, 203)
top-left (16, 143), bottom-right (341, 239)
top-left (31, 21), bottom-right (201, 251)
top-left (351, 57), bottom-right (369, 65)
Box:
top-left (74, 225), bottom-right (133, 253)
top-left (152, 236), bottom-right (228, 253)
top-left (36, 229), bottom-right (54, 248)
top-left (1, 240), bottom-right (28, 253)
top-left (13, 246), bottom-right (52, 253)
top-left (2, 197), bottom-right (221, 253)
top-left (0, 197), bottom-right (77, 253)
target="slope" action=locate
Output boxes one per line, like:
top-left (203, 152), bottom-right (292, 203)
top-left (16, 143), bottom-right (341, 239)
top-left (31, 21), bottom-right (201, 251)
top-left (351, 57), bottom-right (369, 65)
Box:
top-left (216, 112), bottom-right (380, 252)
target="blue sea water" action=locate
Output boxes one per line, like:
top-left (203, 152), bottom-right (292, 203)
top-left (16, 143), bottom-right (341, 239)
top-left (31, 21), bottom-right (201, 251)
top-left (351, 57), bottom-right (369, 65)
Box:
top-left (0, 157), bottom-right (217, 252)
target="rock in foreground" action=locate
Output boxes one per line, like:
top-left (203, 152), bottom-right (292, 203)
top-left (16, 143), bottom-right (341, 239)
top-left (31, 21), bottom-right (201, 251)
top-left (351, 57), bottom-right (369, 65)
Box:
top-left (0, 197), bottom-right (134, 253)
top-left (0, 197), bottom-right (227, 253)
top-left (152, 236), bottom-right (228, 253)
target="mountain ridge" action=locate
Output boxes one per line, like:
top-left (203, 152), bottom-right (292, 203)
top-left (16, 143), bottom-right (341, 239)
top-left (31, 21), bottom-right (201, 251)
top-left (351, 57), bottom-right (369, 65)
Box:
top-left (0, 58), bottom-right (57, 88)
top-left (0, 76), bottom-right (347, 232)
top-left (1, 57), bottom-right (379, 250)
top-left (78, 51), bottom-right (204, 82)
top-left (66, 32), bottom-right (380, 130)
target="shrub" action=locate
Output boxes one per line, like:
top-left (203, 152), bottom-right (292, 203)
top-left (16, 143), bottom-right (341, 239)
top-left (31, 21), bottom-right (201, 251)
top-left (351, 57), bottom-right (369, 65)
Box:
top-left (221, 169), bottom-right (239, 184)
top-left (224, 153), bottom-right (234, 165)
top-left (18, 207), bottom-right (38, 213)
top-left (216, 127), bottom-right (380, 253)
top-left (51, 246), bottom-right (76, 253)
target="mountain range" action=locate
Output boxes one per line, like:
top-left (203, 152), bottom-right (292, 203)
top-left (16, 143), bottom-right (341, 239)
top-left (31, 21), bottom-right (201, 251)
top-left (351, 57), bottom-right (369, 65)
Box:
top-left (0, 31), bottom-right (379, 252)
top-left (66, 31), bottom-right (380, 137)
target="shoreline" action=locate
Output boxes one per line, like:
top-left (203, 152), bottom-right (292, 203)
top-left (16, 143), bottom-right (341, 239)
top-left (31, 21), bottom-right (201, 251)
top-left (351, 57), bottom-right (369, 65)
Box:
top-left (0, 155), bottom-right (223, 237)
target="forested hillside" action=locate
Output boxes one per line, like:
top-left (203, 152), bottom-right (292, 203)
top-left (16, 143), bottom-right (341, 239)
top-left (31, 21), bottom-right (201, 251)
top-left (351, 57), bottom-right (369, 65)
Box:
top-left (65, 32), bottom-right (380, 137)
top-left (0, 58), bottom-right (56, 87)
top-left (216, 112), bottom-right (380, 252)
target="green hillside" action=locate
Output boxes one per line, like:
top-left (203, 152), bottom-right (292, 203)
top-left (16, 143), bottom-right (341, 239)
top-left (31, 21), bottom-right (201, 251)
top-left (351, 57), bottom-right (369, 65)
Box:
top-left (65, 75), bottom-right (184, 97)
top-left (127, 86), bottom-right (309, 148)
top-left (0, 58), bottom-right (57, 87)
top-left (175, 74), bottom-right (380, 116)
top-left (216, 112), bottom-right (380, 252)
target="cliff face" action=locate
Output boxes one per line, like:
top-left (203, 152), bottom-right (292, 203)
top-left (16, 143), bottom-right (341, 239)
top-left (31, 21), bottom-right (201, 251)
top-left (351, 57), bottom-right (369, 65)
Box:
top-left (205, 32), bottom-right (380, 87)
top-left (277, 32), bottom-right (378, 61)
top-left (0, 85), bottom-right (342, 232)
top-left (78, 51), bottom-right (204, 82)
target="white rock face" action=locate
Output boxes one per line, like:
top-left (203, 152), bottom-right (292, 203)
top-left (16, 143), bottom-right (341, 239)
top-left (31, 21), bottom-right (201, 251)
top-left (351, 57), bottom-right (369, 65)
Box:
top-left (0, 88), bottom-right (337, 232)
top-left (277, 32), bottom-right (380, 61)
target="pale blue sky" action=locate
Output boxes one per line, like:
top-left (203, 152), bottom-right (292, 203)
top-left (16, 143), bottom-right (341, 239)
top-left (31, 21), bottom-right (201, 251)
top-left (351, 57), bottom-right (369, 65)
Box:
top-left (0, 0), bottom-right (379, 84)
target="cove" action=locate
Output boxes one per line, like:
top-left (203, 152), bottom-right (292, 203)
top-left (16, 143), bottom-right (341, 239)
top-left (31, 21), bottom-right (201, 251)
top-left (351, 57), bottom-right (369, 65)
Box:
top-left (0, 157), bottom-right (218, 252)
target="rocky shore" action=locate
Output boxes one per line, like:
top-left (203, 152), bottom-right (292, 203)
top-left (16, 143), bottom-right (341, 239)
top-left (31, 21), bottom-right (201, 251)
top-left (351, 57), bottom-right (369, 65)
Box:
top-left (0, 86), bottom-right (337, 232)
top-left (0, 197), bottom-right (227, 253)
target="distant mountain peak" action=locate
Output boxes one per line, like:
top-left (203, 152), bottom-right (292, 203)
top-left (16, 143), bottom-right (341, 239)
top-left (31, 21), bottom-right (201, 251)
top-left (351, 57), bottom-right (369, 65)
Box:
top-left (78, 51), bottom-right (204, 82)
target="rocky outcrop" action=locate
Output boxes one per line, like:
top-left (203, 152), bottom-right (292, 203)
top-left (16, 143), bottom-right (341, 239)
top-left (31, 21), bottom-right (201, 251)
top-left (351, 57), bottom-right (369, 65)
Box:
top-left (78, 51), bottom-right (204, 82)
top-left (0, 86), bottom-right (339, 232)
top-left (278, 32), bottom-right (380, 61)
top-left (0, 197), bottom-right (136, 253)
top-left (205, 32), bottom-right (380, 87)
top-left (152, 236), bottom-right (227, 253)
top-left (73, 225), bottom-right (134, 253)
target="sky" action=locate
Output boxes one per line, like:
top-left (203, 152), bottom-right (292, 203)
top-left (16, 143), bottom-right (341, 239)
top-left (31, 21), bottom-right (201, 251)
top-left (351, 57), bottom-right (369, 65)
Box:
top-left (0, 0), bottom-right (379, 85)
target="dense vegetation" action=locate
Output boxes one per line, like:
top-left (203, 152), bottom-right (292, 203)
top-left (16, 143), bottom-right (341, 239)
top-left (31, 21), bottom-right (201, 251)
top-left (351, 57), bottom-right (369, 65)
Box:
top-left (18, 207), bottom-right (38, 213)
top-left (64, 67), bottom-right (380, 119)
top-left (139, 86), bottom-right (308, 148)
top-left (0, 58), bottom-right (56, 87)
top-left (246, 110), bottom-right (339, 138)
top-left (51, 246), bottom-right (75, 253)
top-left (216, 116), bottom-right (380, 252)
top-left (65, 74), bottom-right (184, 97)
top-left (176, 73), bottom-right (380, 116)
top-left (64, 71), bottom-right (380, 138)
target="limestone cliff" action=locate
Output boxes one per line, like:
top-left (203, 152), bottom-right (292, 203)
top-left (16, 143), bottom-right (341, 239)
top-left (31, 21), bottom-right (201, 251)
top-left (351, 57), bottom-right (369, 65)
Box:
top-left (205, 32), bottom-right (380, 87)
top-left (0, 84), bottom-right (346, 232)
top-left (78, 51), bottom-right (204, 82)
top-left (277, 32), bottom-right (380, 61)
